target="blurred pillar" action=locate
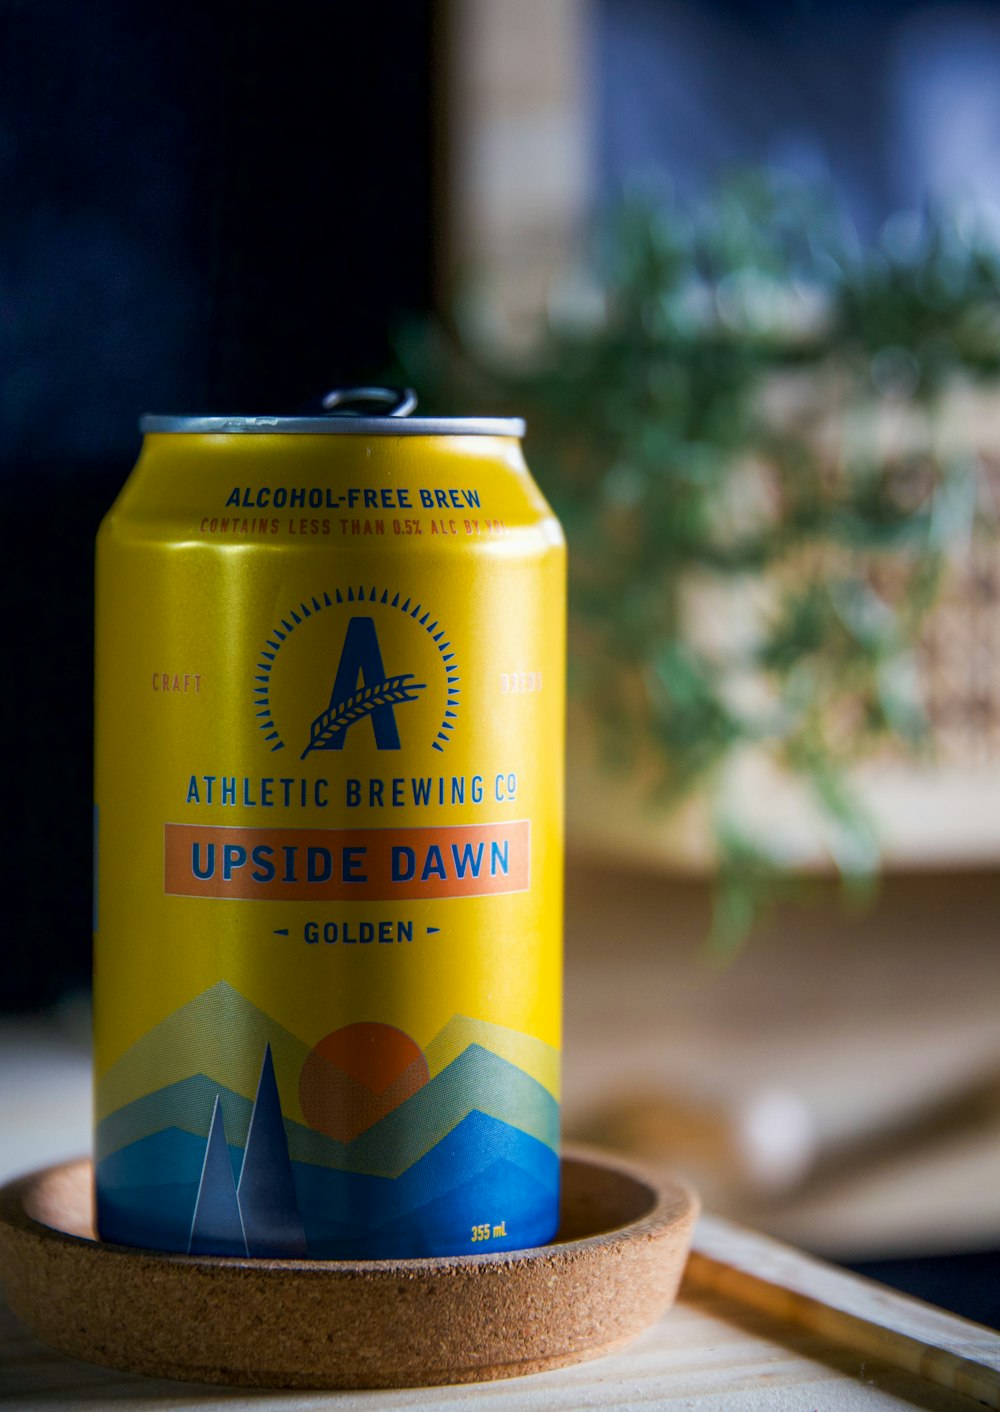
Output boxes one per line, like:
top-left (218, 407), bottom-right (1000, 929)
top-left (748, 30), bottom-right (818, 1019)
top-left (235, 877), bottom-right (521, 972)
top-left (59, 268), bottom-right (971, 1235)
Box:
top-left (439, 0), bottom-right (592, 347)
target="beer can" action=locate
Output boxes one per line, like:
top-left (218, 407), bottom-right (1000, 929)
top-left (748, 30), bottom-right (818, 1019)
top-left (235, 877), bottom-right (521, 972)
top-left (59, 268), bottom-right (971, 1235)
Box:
top-left (93, 391), bottom-right (565, 1259)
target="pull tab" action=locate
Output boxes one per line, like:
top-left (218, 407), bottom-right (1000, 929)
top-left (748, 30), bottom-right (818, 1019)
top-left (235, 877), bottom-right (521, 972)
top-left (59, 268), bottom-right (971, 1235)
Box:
top-left (321, 386), bottom-right (418, 417)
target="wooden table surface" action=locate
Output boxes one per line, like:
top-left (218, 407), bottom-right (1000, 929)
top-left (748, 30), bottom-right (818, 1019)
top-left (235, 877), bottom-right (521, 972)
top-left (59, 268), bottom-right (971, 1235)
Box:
top-left (2, 1048), bottom-right (999, 1410)
top-left (2, 1211), bottom-right (999, 1410)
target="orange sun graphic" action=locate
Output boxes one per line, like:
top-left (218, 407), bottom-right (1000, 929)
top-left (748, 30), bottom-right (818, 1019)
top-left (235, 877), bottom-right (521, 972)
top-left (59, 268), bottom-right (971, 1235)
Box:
top-left (299, 1022), bottom-right (430, 1143)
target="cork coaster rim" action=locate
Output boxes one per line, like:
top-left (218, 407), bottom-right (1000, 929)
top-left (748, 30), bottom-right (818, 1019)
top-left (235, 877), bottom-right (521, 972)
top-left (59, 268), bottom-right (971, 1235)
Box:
top-left (1, 1147), bottom-right (693, 1273)
top-left (0, 1148), bottom-right (699, 1389)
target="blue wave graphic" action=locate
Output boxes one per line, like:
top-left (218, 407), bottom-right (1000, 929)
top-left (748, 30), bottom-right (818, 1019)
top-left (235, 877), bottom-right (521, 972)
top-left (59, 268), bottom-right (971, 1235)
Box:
top-left (99, 1178), bottom-right (202, 1253)
top-left (98, 1125), bottom-right (219, 1189)
top-left (96, 1076), bottom-right (254, 1162)
top-left (373, 1159), bottom-right (557, 1258)
top-left (96, 1110), bottom-right (559, 1257)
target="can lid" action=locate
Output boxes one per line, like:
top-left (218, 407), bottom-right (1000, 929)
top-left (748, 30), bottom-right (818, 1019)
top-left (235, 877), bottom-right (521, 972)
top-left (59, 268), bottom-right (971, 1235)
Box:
top-left (139, 386), bottom-right (525, 438)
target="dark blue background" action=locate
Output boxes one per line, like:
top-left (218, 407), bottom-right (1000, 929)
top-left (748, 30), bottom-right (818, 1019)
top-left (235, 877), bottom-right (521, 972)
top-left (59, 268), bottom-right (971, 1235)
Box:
top-left (2, 0), bottom-right (436, 1006)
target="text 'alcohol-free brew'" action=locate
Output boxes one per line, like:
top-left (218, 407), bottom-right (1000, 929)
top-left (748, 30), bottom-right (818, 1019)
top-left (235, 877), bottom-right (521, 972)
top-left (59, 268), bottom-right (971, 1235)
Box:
top-left (94, 391), bottom-right (565, 1259)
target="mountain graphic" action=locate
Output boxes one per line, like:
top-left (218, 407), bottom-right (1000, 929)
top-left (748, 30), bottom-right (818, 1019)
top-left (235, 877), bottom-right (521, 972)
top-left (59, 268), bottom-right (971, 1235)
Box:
top-left (188, 1097), bottom-right (246, 1257)
top-left (98, 1043), bottom-right (558, 1177)
top-left (96, 982), bottom-right (312, 1126)
top-left (95, 982), bottom-right (561, 1258)
top-left (96, 982), bottom-right (559, 1126)
top-left (323, 1043), bottom-right (558, 1175)
top-left (97, 1109), bottom-right (559, 1258)
top-left (423, 1014), bottom-right (560, 1100)
top-left (96, 1074), bottom-right (255, 1161)
top-left (178, 1044), bottom-right (307, 1259)
top-left (238, 1044), bottom-right (307, 1257)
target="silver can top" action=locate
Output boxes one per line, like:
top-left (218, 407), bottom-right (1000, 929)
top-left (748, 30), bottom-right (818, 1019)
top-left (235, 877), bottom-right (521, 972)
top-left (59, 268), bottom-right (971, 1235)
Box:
top-left (140, 386), bottom-right (525, 438)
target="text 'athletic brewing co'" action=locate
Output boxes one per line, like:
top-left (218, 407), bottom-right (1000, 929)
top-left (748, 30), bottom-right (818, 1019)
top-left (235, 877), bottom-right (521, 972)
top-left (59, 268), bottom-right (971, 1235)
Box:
top-left (93, 389), bottom-right (565, 1259)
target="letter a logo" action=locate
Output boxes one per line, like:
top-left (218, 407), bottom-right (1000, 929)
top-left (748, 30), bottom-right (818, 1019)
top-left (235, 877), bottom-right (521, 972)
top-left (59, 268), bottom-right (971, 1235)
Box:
top-left (301, 617), bottom-right (426, 757)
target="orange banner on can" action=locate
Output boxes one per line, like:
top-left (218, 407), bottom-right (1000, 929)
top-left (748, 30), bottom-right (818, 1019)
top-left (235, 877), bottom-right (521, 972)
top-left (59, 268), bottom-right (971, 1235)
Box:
top-left (163, 820), bottom-right (530, 901)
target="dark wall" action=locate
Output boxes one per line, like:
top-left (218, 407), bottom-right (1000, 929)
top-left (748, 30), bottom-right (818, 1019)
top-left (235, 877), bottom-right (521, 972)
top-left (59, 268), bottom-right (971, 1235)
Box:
top-left (596, 0), bottom-right (1000, 237)
top-left (2, 0), bottom-right (436, 1008)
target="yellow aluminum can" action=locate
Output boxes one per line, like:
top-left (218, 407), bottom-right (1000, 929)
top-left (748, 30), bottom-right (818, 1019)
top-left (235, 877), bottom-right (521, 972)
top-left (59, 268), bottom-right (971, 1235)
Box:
top-left (94, 395), bottom-right (565, 1259)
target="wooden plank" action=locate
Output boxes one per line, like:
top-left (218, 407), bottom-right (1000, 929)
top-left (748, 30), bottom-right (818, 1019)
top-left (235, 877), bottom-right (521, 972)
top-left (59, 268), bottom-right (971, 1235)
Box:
top-left (687, 1212), bottom-right (1000, 1409)
top-left (2, 1285), bottom-right (992, 1411)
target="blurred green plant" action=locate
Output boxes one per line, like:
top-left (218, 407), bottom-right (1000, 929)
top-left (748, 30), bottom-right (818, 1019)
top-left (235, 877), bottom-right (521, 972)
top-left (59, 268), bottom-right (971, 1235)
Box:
top-left (399, 172), bottom-right (1000, 951)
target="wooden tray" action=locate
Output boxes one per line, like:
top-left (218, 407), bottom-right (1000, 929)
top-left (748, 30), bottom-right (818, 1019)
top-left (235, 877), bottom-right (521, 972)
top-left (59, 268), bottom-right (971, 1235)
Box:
top-left (0, 1148), bottom-right (697, 1390)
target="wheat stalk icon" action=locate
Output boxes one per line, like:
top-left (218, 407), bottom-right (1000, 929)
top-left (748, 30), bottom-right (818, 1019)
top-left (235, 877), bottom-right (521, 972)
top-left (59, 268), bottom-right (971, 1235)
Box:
top-left (300, 674), bottom-right (426, 758)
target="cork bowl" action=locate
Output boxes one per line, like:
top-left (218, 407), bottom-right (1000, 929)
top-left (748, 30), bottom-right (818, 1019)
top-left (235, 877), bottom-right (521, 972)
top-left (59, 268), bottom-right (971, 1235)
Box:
top-left (0, 1148), bottom-right (697, 1390)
